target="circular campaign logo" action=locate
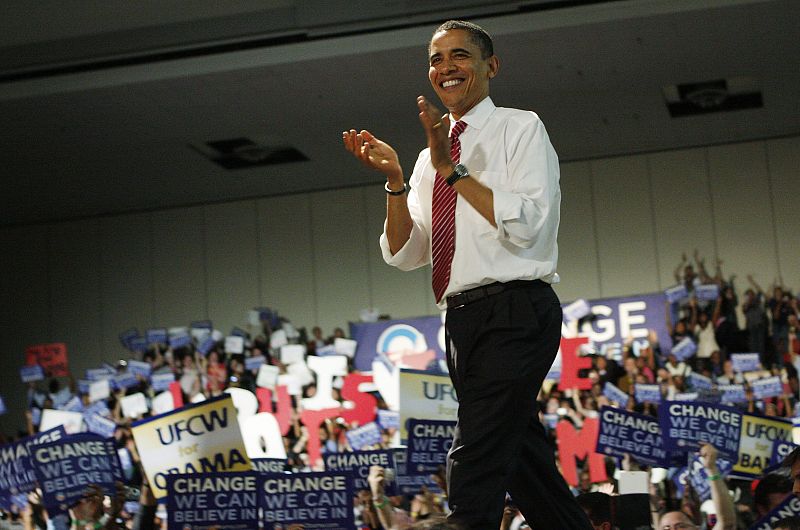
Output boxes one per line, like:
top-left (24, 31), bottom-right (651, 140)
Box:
top-left (377, 324), bottom-right (428, 356)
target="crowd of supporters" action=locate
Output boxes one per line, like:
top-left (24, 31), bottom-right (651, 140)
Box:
top-left (1, 252), bottom-right (799, 529)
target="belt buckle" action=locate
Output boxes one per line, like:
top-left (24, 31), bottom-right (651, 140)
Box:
top-left (448, 292), bottom-right (467, 310)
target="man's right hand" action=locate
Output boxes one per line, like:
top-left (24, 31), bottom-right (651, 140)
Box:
top-left (342, 129), bottom-right (403, 184)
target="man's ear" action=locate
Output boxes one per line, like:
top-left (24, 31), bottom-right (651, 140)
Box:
top-left (487, 55), bottom-right (499, 79)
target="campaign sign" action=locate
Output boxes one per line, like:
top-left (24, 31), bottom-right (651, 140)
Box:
top-left (406, 419), bottom-right (456, 476)
top-left (603, 382), bottom-right (630, 406)
top-left (145, 328), bottom-right (167, 345)
top-left (260, 471), bottom-right (356, 530)
top-left (752, 376), bottom-right (784, 400)
top-left (166, 472), bottom-right (259, 530)
top-left (169, 334), bottom-right (192, 350)
top-left (563, 298), bottom-right (592, 323)
top-left (130, 337), bottom-right (148, 353)
top-left (392, 446), bottom-right (437, 495)
top-left (771, 441), bottom-right (797, 468)
top-left (596, 407), bottom-right (669, 467)
top-left (324, 450), bottom-right (397, 495)
top-left (131, 394), bottom-right (251, 499)
top-left (732, 353), bottom-right (761, 373)
top-left (634, 384), bottom-right (661, 404)
top-left (251, 458), bottom-right (288, 474)
top-left (112, 371), bottom-right (139, 391)
top-left (750, 494), bottom-right (800, 530)
top-left (695, 284), bottom-right (720, 302)
top-left (658, 401), bottom-right (742, 458)
top-left (316, 344), bottom-right (338, 357)
top-left (687, 453), bottom-right (733, 502)
top-left (197, 337), bottom-right (216, 356)
top-left (732, 414), bottom-right (793, 479)
top-left (688, 372), bottom-right (714, 391)
top-left (61, 396), bottom-right (84, 413)
top-left (670, 337), bottom-right (697, 362)
top-left (377, 410), bottom-right (400, 430)
top-left (674, 392), bottom-right (699, 401)
top-left (244, 355), bottom-right (266, 372)
top-left (20, 365), bottom-right (45, 383)
top-left (225, 336), bottom-right (245, 354)
top-left (151, 372), bottom-right (176, 393)
top-left (398, 370), bottom-right (458, 443)
top-left (665, 285), bottom-right (688, 304)
top-left (230, 327), bottom-right (248, 338)
top-left (719, 384), bottom-right (748, 403)
top-left (127, 360), bottom-right (152, 379)
top-left (119, 328), bottom-right (139, 350)
top-left (31, 433), bottom-right (124, 512)
top-left (0, 426), bottom-right (66, 497)
top-left (345, 422), bottom-right (383, 450)
top-left (86, 367), bottom-right (114, 381)
top-left (25, 343), bottom-right (69, 378)
top-left (84, 413), bottom-right (117, 439)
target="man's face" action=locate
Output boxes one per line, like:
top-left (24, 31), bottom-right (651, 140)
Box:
top-left (428, 29), bottom-right (498, 120)
top-left (791, 459), bottom-right (800, 498)
top-left (658, 511), bottom-right (696, 530)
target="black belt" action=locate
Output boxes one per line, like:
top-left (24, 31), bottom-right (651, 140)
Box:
top-left (445, 279), bottom-right (546, 309)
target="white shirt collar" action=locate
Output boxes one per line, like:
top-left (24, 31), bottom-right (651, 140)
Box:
top-left (449, 96), bottom-right (495, 132)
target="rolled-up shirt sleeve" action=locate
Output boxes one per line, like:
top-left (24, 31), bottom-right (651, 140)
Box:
top-left (491, 114), bottom-right (560, 249)
top-left (379, 153), bottom-right (431, 271)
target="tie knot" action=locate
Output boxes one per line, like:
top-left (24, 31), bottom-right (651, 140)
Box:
top-left (450, 120), bottom-right (467, 139)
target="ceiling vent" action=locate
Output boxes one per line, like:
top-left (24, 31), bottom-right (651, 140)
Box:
top-left (191, 137), bottom-right (308, 169)
top-left (663, 77), bottom-right (762, 117)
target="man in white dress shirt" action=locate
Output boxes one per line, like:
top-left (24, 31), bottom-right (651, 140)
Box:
top-left (343, 20), bottom-right (591, 530)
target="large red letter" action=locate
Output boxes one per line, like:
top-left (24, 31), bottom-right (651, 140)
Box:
top-left (339, 373), bottom-right (377, 426)
top-left (558, 337), bottom-right (592, 391)
top-left (555, 417), bottom-right (607, 486)
top-left (300, 408), bottom-right (340, 467)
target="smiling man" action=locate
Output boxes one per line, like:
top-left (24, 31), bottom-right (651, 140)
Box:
top-left (343, 20), bottom-right (590, 529)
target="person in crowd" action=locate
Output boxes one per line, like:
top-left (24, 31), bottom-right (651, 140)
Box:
top-left (575, 492), bottom-right (612, 530)
top-left (753, 473), bottom-right (793, 519)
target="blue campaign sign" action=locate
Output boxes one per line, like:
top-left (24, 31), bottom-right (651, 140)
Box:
top-left (406, 419), bottom-right (456, 476)
top-left (687, 453), bottom-right (733, 502)
top-left (345, 422), bottom-right (383, 450)
top-left (83, 413), bottom-right (117, 439)
top-left (151, 372), bottom-right (175, 392)
top-left (0, 427), bottom-right (68, 498)
top-left (118, 328), bottom-right (139, 350)
top-left (665, 285), bottom-right (689, 304)
top-left (324, 450), bottom-right (397, 495)
top-left (61, 396), bottom-right (84, 413)
top-left (671, 337), bottom-right (697, 361)
top-left (377, 409), bottom-right (400, 430)
top-left (658, 401), bottom-right (742, 458)
top-left (752, 376), bottom-right (784, 400)
top-left (731, 353), bottom-right (761, 373)
top-left (634, 384), bottom-right (662, 404)
top-left (595, 407), bottom-right (670, 467)
top-left (112, 371), bottom-right (139, 391)
top-left (230, 327), bottom-right (248, 338)
top-left (770, 441), bottom-right (798, 470)
top-left (688, 372), bottom-right (714, 391)
top-left (84, 400), bottom-right (110, 418)
top-left (251, 458), bottom-right (289, 474)
top-left (392, 447), bottom-right (438, 495)
top-left (168, 332), bottom-right (192, 350)
top-left (244, 356), bottom-right (266, 372)
top-left (719, 384), bottom-right (748, 403)
top-left (190, 320), bottom-right (213, 331)
top-left (695, 284), bottom-right (720, 302)
top-left (130, 337), bottom-right (148, 353)
top-left (603, 382), bottom-right (630, 406)
top-left (259, 471), bottom-right (356, 530)
top-left (31, 433), bottom-right (124, 513)
top-left (20, 365), bottom-right (45, 383)
top-left (127, 360), bottom-right (152, 378)
top-left (197, 337), bottom-right (216, 356)
top-left (166, 472), bottom-right (259, 530)
top-left (750, 494), bottom-right (800, 530)
top-left (85, 367), bottom-right (114, 381)
top-left (146, 328), bottom-right (168, 345)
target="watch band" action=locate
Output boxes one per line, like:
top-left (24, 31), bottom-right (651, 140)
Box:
top-left (384, 181), bottom-right (408, 195)
top-left (446, 164), bottom-right (469, 186)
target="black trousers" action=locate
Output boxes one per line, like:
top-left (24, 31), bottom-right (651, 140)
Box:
top-left (444, 281), bottom-right (593, 530)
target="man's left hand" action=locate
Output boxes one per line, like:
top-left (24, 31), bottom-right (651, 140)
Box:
top-left (417, 96), bottom-right (453, 175)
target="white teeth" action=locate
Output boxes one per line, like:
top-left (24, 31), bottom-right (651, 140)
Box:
top-left (442, 79), bottom-right (462, 88)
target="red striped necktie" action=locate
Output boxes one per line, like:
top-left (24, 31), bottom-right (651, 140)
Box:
top-left (431, 120), bottom-right (467, 303)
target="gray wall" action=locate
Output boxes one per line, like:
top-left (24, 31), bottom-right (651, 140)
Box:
top-left (1, 135), bottom-right (798, 433)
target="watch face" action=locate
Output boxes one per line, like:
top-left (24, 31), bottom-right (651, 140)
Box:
top-left (454, 164), bottom-right (469, 177)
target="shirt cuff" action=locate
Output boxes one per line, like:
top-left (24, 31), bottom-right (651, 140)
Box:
top-left (492, 189), bottom-right (524, 241)
top-left (379, 224), bottom-right (428, 270)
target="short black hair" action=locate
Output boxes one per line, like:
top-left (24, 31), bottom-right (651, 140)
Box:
top-left (754, 473), bottom-right (793, 511)
top-left (431, 20), bottom-right (494, 58)
top-left (576, 492), bottom-right (612, 525)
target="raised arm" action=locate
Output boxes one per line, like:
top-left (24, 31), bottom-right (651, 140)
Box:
top-left (699, 444), bottom-right (736, 530)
